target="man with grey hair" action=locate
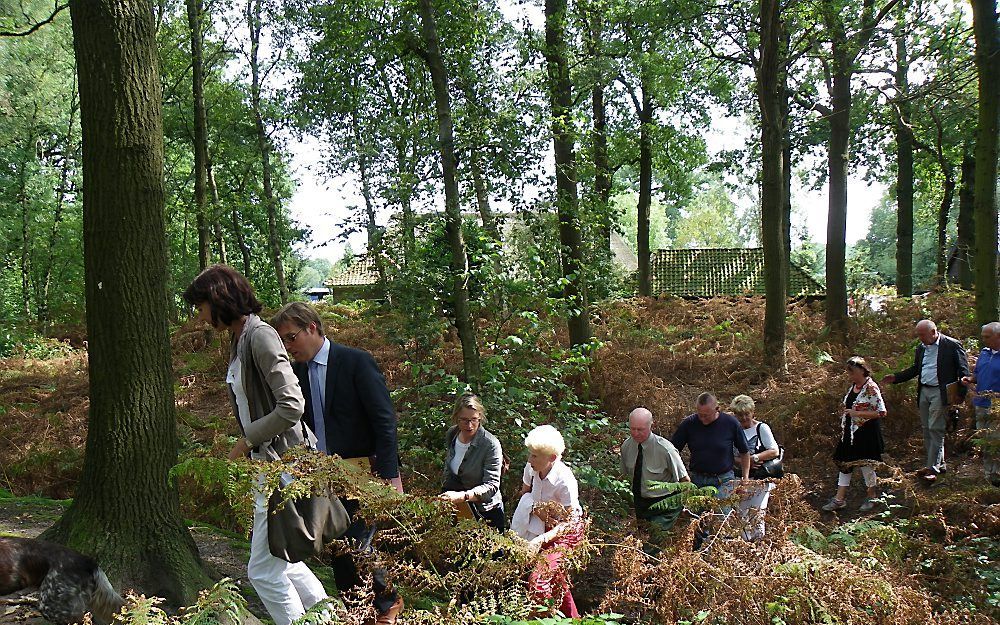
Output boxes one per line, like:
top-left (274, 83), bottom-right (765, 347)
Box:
top-left (962, 322), bottom-right (1000, 486)
top-left (883, 319), bottom-right (969, 483)
top-left (621, 407), bottom-right (689, 530)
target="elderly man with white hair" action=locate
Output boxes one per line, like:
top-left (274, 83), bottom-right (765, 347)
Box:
top-left (962, 321), bottom-right (1000, 486)
top-left (620, 407), bottom-right (689, 530)
top-left (883, 319), bottom-right (969, 483)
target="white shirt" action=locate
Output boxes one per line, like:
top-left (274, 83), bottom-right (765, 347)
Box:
top-left (227, 354), bottom-right (265, 460)
top-left (450, 438), bottom-right (471, 475)
top-left (520, 460), bottom-right (581, 538)
top-left (921, 336), bottom-right (941, 386)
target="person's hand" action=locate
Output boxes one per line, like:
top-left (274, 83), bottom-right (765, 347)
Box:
top-left (440, 490), bottom-right (465, 502)
top-left (961, 375), bottom-right (975, 389)
top-left (527, 535), bottom-right (545, 554)
top-left (845, 409), bottom-right (857, 418)
top-left (228, 437), bottom-right (251, 460)
top-left (881, 374), bottom-right (895, 385)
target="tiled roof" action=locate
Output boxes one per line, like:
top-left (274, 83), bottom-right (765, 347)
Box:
top-left (325, 256), bottom-right (380, 287)
top-left (650, 248), bottom-right (824, 297)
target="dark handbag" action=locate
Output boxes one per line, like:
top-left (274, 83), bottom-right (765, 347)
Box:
top-left (749, 423), bottom-right (785, 479)
top-left (267, 424), bottom-right (350, 562)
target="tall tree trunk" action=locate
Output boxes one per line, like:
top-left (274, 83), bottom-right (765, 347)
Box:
top-left (545, 0), bottom-right (591, 346)
top-left (19, 152), bottom-right (32, 319)
top-left (351, 105), bottom-right (389, 300)
top-left (587, 5), bottom-right (612, 258)
top-left (636, 62), bottom-right (654, 297)
top-left (45, 0), bottom-right (209, 606)
top-left (232, 205), bottom-right (253, 277)
top-left (248, 0), bottom-right (289, 303)
top-left (936, 165), bottom-right (955, 282)
top-left (972, 0), bottom-right (1000, 324)
top-left (957, 150), bottom-right (976, 289)
top-left (206, 155), bottom-right (228, 265)
top-left (40, 86), bottom-right (79, 323)
top-left (894, 3), bottom-right (914, 296)
top-left (825, 53), bottom-right (851, 335)
top-left (759, 0), bottom-right (788, 372)
top-left (187, 0), bottom-right (210, 270)
top-left (470, 148), bottom-right (500, 241)
top-left (416, 0), bottom-right (482, 387)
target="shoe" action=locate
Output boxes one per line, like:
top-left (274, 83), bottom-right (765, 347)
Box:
top-left (367, 596), bottom-right (404, 625)
top-left (916, 467), bottom-right (934, 477)
top-left (922, 473), bottom-right (937, 484)
top-left (858, 499), bottom-right (876, 512)
top-left (821, 498), bottom-right (846, 511)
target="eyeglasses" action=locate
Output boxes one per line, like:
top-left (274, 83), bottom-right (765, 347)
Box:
top-left (281, 328), bottom-right (304, 345)
top-left (459, 417), bottom-right (481, 426)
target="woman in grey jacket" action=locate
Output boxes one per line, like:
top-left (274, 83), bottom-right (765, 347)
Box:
top-left (441, 394), bottom-right (506, 531)
top-left (184, 265), bottom-right (327, 625)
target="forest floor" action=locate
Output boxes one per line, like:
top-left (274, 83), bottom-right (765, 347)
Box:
top-left (1, 292), bottom-right (999, 624)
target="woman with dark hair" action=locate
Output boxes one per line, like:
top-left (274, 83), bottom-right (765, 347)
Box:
top-left (440, 393), bottom-right (506, 531)
top-left (822, 356), bottom-right (887, 513)
top-left (183, 265), bottom-right (327, 625)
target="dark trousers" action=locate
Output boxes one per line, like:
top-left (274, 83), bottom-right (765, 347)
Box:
top-left (471, 504), bottom-right (507, 532)
top-left (332, 499), bottom-right (398, 614)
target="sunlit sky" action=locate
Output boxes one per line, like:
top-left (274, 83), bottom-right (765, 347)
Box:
top-left (286, 1), bottom-right (885, 264)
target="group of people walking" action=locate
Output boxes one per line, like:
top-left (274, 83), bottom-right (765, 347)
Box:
top-left (184, 263), bottom-right (1000, 623)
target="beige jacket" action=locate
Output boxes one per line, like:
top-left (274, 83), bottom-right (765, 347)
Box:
top-left (230, 314), bottom-right (313, 460)
top-left (621, 433), bottom-right (688, 499)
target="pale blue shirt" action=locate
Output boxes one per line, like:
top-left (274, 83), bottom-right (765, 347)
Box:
top-left (921, 336), bottom-right (941, 386)
top-left (308, 338), bottom-right (331, 453)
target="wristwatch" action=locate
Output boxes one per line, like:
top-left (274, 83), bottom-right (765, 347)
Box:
top-left (752, 454), bottom-right (759, 464)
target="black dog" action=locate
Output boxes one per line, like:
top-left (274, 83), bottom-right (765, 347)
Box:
top-left (0, 536), bottom-right (124, 625)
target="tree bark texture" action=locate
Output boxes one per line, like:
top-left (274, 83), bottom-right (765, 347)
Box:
top-left (936, 166), bottom-right (955, 282)
top-left (957, 150), bottom-right (976, 289)
top-left (544, 0), bottom-right (591, 346)
top-left (894, 4), bottom-right (914, 296)
top-left (46, 0), bottom-right (209, 607)
top-left (188, 0), bottom-right (210, 270)
top-left (636, 75), bottom-right (653, 298)
top-left (972, 0), bottom-right (1000, 324)
top-left (587, 6), bottom-right (612, 259)
top-left (248, 0), bottom-right (289, 303)
top-left (758, 0), bottom-right (788, 372)
top-left (416, 0), bottom-right (483, 387)
top-left (826, 61), bottom-right (851, 334)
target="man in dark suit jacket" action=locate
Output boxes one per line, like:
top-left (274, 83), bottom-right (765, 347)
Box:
top-left (272, 302), bottom-right (403, 624)
top-left (883, 319), bottom-right (969, 483)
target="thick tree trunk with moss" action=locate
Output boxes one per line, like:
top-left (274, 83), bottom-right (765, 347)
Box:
top-left (545, 0), bottom-right (591, 346)
top-left (972, 0), bottom-right (1000, 324)
top-left (759, 0), bottom-right (787, 372)
top-left (417, 0), bottom-right (482, 387)
top-left (44, 0), bottom-right (210, 608)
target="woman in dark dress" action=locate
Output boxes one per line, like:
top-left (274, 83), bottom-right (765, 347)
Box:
top-left (823, 356), bottom-right (887, 513)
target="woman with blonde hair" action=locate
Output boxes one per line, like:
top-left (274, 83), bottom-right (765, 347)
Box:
top-left (440, 393), bottom-right (506, 530)
top-left (511, 425), bottom-right (584, 617)
top-left (730, 394), bottom-right (780, 541)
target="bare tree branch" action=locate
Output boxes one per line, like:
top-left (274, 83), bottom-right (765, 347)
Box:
top-left (0, 1), bottom-right (68, 37)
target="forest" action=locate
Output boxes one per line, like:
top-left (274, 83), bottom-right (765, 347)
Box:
top-left (1, 0), bottom-right (999, 623)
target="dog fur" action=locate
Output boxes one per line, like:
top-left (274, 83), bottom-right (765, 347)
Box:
top-left (0, 536), bottom-right (124, 625)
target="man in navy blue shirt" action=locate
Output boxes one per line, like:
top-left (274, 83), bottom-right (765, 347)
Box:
top-left (672, 392), bottom-right (751, 496)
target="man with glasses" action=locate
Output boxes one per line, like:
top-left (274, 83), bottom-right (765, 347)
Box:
top-left (962, 322), bottom-right (1000, 487)
top-left (271, 302), bottom-right (404, 624)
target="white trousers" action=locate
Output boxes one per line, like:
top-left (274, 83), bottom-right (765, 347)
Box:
top-left (837, 465), bottom-right (877, 488)
top-left (248, 489), bottom-right (328, 625)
